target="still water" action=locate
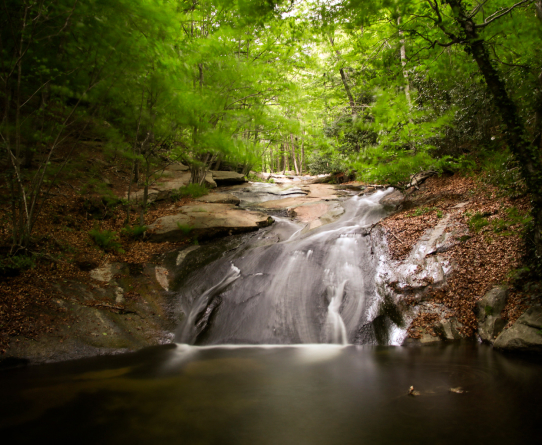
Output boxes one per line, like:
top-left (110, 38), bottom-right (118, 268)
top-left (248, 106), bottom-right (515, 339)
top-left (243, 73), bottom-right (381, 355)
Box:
top-left (1, 343), bottom-right (541, 444)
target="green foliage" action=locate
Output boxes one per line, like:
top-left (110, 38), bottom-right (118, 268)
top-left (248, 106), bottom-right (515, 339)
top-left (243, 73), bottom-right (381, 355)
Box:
top-left (467, 212), bottom-right (490, 232)
top-left (176, 224), bottom-right (194, 236)
top-left (247, 173), bottom-right (267, 182)
top-left (0, 254), bottom-right (37, 276)
top-left (409, 206), bottom-right (441, 217)
top-left (121, 225), bottom-right (147, 239)
top-left (171, 184), bottom-right (208, 201)
top-left (355, 150), bottom-right (437, 186)
top-left (466, 207), bottom-right (532, 235)
top-left (88, 228), bottom-right (124, 253)
top-left (479, 149), bottom-right (525, 196)
top-left (307, 150), bottom-right (349, 175)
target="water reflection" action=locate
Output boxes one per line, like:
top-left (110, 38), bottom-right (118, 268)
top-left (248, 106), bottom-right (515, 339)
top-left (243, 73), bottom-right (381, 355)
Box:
top-left (1, 344), bottom-right (541, 444)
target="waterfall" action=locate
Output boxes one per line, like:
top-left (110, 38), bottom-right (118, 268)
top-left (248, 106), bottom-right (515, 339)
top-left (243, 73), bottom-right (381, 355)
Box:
top-left (323, 280), bottom-right (348, 344)
top-left (175, 189), bottom-right (396, 346)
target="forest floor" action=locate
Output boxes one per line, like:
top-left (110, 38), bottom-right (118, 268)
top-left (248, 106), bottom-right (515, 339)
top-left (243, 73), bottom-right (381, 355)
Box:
top-left (378, 173), bottom-right (539, 339)
top-left (0, 143), bottom-right (196, 354)
top-left (0, 154), bottom-right (539, 354)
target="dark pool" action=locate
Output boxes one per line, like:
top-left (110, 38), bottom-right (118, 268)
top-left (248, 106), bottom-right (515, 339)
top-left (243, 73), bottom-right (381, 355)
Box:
top-left (1, 343), bottom-right (541, 444)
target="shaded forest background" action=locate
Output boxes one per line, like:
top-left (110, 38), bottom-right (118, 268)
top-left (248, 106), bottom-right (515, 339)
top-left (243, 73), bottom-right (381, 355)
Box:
top-left (1, 0), bottom-right (542, 275)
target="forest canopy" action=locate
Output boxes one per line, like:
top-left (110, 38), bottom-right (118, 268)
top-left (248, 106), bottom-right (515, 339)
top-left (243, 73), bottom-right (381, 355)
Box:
top-left (1, 0), bottom-right (542, 269)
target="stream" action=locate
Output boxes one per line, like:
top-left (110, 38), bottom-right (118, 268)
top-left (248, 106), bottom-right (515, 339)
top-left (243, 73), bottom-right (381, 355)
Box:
top-left (1, 182), bottom-right (541, 444)
top-left (175, 187), bottom-right (395, 346)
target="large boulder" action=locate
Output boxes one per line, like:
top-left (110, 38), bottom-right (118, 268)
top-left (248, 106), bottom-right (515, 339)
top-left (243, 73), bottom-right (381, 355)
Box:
top-left (435, 317), bottom-right (464, 341)
top-left (211, 170), bottom-right (247, 186)
top-left (379, 189), bottom-right (405, 210)
top-left (166, 162), bottom-right (189, 172)
top-left (148, 203), bottom-right (273, 242)
top-left (203, 173), bottom-right (217, 189)
top-left (493, 306), bottom-right (542, 352)
top-left (195, 193), bottom-right (240, 205)
top-left (476, 285), bottom-right (508, 342)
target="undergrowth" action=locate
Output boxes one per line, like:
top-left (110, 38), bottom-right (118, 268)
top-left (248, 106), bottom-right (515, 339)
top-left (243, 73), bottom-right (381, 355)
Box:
top-left (171, 184), bottom-right (208, 201)
top-left (88, 228), bottom-right (124, 253)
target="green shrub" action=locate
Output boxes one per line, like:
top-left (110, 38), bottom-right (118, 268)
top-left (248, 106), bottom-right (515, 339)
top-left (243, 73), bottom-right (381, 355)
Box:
top-left (176, 223), bottom-right (193, 235)
top-left (307, 150), bottom-right (349, 175)
top-left (89, 228), bottom-right (124, 253)
top-left (121, 225), bottom-right (147, 239)
top-left (171, 184), bottom-right (208, 201)
top-left (247, 173), bottom-right (265, 182)
top-left (0, 254), bottom-right (37, 276)
top-left (467, 212), bottom-right (490, 232)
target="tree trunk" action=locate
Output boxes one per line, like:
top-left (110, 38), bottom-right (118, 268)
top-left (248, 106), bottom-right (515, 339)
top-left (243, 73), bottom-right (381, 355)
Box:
top-left (532, 1), bottom-right (542, 150)
top-left (281, 144), bottom-right (286, 175)
top-left (328, 36), bottom-right (356, 116)
top-left (291, 134), bottom-right (299, 175)
top-left (300, 132), bottom-right (305, 174)
top-left (397, 17), bottom-right (412, 109)
top-left (445, 0), bottom-right (542, 260)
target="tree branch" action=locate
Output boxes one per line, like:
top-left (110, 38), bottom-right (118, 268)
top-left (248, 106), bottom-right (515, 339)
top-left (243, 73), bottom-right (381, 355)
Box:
top-left (476, 0), bottom-right (533, 28)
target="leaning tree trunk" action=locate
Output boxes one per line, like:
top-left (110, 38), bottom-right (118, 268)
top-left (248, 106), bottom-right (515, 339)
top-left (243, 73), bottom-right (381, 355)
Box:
top-left (445, 0), bottom-right (542, 261)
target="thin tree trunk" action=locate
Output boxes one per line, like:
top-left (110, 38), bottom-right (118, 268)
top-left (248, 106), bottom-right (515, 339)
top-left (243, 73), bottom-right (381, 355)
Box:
top-left (300, 131), bottom-right (305, 174)
top-left (532, 1), bottom-right (542, 150)
top-left (445, 0), bottom-right (542, 258)
top-left (291, 134), bottom-right (299, 175)
top-left (281, 144), bottom-right (286, 175)
top-left (398, 17), bottom-right (412, 109)
top-left (398, 16), bottom-right (414, 152)
top-left (328, 35), bottom-right (356, 116)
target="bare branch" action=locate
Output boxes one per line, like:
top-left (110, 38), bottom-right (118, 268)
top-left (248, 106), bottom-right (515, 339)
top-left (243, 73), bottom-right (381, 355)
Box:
top-left (476, 0), bottom-right (533, 28)
top-left (467, 0), bottom-right (491, 19)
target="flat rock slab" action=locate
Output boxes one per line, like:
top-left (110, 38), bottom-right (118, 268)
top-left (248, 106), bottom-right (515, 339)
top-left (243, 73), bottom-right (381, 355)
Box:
top-left (306, 184), bottom-right (340, 199)
top-left (195, 193), bottom-right (240, 205)
top-left (148, 203), bottom-right (273, 242)
top-left (292, 202), bottom-right (330, 222)
top-left (211, 171), bottom-right (247, 186)
top-left (258, 196), bottom-right (317, 210)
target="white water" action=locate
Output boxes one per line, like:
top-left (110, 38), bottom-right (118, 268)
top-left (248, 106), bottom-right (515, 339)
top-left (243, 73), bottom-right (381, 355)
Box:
top-left (175, 189), bottom-right (400, 346)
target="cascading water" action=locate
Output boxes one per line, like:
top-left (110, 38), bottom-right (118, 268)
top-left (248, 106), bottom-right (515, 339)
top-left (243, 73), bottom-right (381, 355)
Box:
top-left (175, 188), bottom-right (398, 346)
top-left (3, 185), bottom-right (542, 445)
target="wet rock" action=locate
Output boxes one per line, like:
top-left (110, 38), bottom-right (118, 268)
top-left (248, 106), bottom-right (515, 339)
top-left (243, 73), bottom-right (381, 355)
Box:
top-left (435, 317), bottom-right (463, 341)
top-left (407, 328), bottom-right (442, 344)
top-left (340, 184), bottom-right (365, 191)
top-left (5, 262), bottom-right (176, 364)
top-left (476, 285), bottom-right (508, 342)
top-left (494, 306), bottom-right (542, 352)
top-left (211, 170), bottom-right (247, 186)
top-left (359, 187), bottom-right (376, 196)
top-left (195, 193), bottom-right (240, 205)
top-left (379, 189), bottom-right (405, 210)
top-left (90, 262), bottom-right (123, 283)
top-left (148, 203), bottom-right (273, 242)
